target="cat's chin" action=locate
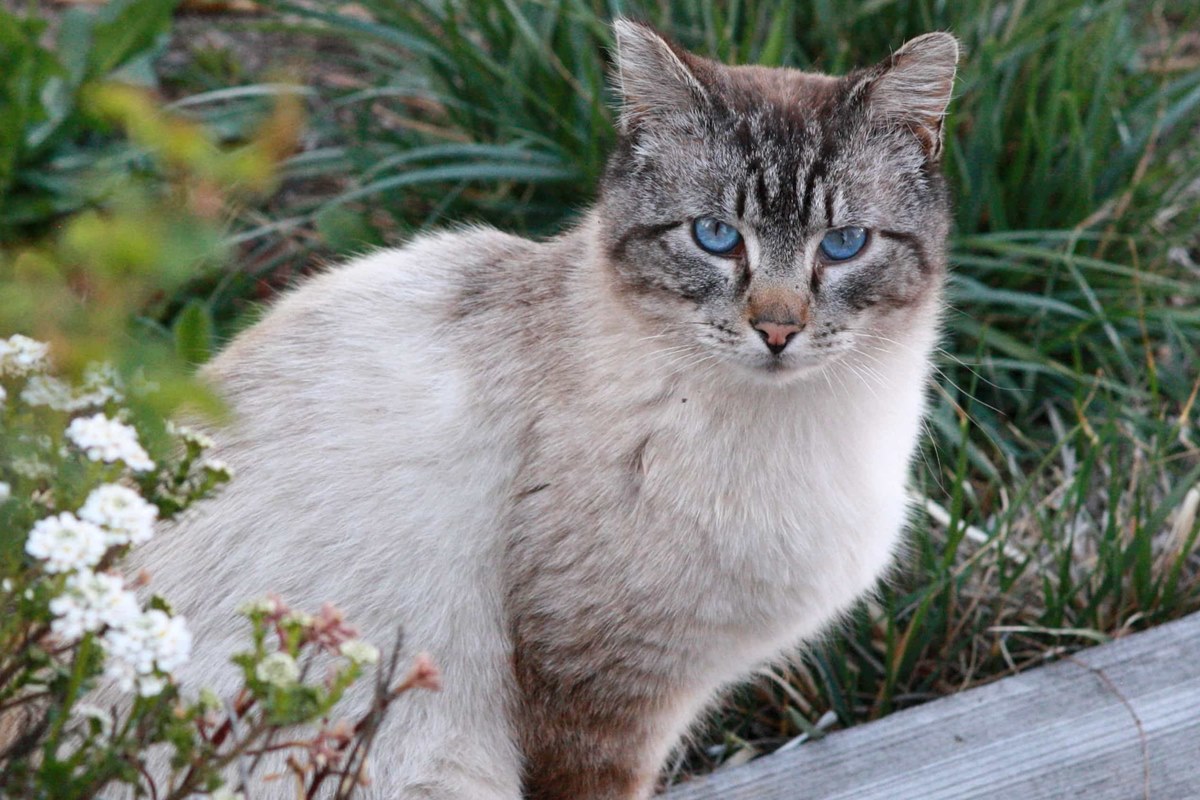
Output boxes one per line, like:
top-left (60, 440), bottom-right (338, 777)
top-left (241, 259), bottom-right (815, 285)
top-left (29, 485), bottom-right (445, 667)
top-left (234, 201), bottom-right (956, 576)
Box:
top-left (729, 354), bottom-right (841, 386)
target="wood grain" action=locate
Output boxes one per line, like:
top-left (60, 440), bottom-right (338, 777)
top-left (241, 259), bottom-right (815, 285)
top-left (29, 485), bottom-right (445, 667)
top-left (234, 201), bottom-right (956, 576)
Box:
top-left (667, 613), bottom-right (1200, 799)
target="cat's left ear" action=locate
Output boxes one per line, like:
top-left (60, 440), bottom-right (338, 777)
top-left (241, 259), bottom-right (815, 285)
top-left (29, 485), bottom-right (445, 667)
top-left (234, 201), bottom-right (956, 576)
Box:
top-left (856, 32), bottom-right (959, 161)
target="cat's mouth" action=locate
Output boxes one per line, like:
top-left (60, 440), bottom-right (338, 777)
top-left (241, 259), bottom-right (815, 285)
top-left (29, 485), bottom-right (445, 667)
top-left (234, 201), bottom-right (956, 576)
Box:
top-left (737, 350), bottom-right (844, 384)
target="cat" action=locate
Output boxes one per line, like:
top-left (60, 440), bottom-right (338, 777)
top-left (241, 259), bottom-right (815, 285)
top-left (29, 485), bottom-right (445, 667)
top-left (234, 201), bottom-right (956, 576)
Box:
top-left (140, 19), bottom-right (958, 799)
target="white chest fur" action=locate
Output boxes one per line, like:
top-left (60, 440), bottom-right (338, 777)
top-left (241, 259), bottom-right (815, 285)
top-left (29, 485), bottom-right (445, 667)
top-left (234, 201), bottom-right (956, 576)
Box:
top-left (507, 327), bottom-right (931, 688)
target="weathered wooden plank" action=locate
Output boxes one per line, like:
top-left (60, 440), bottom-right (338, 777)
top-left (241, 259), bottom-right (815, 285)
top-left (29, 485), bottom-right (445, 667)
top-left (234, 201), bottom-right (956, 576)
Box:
top-left (667, 612), bottom-right (1200, 799)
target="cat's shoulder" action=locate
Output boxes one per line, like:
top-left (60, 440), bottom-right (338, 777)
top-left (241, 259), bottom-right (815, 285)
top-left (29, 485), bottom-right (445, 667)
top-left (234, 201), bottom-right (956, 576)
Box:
top-left (205, 225), bottom-right (537, 381)
top-left (233, 225), bottom-right (535, 333)
top-left (294, 223), bottom-right (532, 303)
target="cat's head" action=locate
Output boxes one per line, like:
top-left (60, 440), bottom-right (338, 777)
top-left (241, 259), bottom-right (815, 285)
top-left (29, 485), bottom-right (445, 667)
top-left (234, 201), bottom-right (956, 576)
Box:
top-left (597, 20), bottom-right (957, 384)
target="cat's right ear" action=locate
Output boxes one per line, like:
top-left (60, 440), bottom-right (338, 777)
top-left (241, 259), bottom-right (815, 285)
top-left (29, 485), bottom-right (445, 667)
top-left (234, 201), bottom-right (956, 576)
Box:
top-left (611, 19), bottom-right (710, 135)
top-left (855, 32), bottom-right (960, 161)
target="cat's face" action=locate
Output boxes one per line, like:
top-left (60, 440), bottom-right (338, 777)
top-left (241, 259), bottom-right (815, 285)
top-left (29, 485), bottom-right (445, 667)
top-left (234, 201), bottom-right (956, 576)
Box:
top-left (599, 22), bottom-right (957, 384)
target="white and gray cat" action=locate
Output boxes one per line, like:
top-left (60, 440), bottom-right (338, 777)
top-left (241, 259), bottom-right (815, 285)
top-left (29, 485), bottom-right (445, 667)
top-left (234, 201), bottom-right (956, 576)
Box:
top-left (143, 20), bottom-right (957, 799)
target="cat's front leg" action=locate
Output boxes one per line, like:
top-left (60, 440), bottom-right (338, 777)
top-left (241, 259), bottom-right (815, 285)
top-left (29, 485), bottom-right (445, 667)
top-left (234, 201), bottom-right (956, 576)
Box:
top-left (513, 643), bottom-right (690, 800)
top-left (517, 699), bottom-right (665, 799)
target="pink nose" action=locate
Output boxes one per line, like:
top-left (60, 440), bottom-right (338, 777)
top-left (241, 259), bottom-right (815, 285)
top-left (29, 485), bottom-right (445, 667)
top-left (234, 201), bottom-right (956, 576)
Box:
top-left (752, 320), bottom-right (804, 355)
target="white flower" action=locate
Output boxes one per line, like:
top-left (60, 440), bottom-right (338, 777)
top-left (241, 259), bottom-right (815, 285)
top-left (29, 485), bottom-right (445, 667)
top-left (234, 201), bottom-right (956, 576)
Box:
top-left (255, 652), bottom-right (300, 687)
top-left (21, 375), bottom-right (76, 410)
top-left (0, 335), bottom-right (49, 376)
top-left (167, 421), bottom-right (214, 449)
top-left (202, 458), bottom-right (233, 478)
top-left (339, 639), bottom-right (379, 665)
top-left (80, 362), bottom-right (124, 405)
top-left (20, 365), bottom-right (122, 411)
top-left (11, 456), bottom-right (52, 479)
top-left (0, 384), bottom-right (6, 405)
top-left (66, 413), bottom-right (155, 472)
top-left (26, 513), bottom-right (107, 573)
top-left (48, 571), bottom-right (140, 641)
top-left (1, 578), bottom-right (12, 593)
top-left (72, 703), bottom-right (115, 740)
top-left (198, 688), bottom-right (223, 714)
top-left (102, 609), bottom-right (192, 693)
top-left (238, 596), bottom-right (282, 616)
top-left (209, 788), bottom-right (245, 800)
top-left (281, 610), bottom-right (313, 628)
top-left (79, 484), bottom-right (157, 546)
top-left (137, 675), bottom-right (167, 697)
top-left (0, 482), bottom-right (10, 503)
top-left (103, 658), bottom-right (168, 697)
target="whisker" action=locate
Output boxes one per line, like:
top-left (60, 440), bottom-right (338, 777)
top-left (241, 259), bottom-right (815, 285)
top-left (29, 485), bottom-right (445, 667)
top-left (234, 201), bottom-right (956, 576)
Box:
top-left (663, 353), bottom-right (720, 381)
top-left (856, 333), bottom-right (1008, 418)
top-left (841, 359), bottom-right (882, 401)
top-left (853, 335), bottom-right (1009, 472)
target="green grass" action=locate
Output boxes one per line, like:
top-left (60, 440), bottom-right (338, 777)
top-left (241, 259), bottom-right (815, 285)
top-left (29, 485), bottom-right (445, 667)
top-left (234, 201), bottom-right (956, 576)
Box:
top-left (88, 0), bottom-right (1200, 779)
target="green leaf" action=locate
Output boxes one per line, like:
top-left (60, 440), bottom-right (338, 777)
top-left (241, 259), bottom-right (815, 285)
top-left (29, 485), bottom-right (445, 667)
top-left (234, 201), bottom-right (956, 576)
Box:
top-left (173, 299), bottom-right (214, 366)
top-left (55, 8), bottom-right (97, 87)
top-left (758, 4), bottom-right (792, 66)
top-left (84, 0), bottom-right (178, 80)
top-left (315, 205), bottom-right (381, 253)
top-left (321, 161), bottom-right (580, 212)
top-left (0, 10), bottom-right (64, 197)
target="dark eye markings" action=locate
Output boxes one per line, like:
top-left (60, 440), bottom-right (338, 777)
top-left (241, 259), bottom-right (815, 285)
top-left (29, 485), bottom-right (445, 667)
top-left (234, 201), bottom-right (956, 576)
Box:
top-left (876, 229), bottom-right (933, 275)
top-left (610, 220), bottom-right (684, 261)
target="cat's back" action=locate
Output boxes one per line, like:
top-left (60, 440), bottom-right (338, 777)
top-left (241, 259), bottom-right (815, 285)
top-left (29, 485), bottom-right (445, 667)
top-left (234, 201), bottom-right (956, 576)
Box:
top-left (210, 225), bottom-right (531, 394)
top-left (143, 226), bottom-right (540, 706)
top-left (200, 224), bottom-right (547, 470)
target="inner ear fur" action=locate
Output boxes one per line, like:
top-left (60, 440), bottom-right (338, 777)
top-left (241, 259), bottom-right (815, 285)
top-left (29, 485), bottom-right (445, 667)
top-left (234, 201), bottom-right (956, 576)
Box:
top-left (855, 32), bottom-right (960, 161)
top-left (611, 19), bottom-right (712, 135)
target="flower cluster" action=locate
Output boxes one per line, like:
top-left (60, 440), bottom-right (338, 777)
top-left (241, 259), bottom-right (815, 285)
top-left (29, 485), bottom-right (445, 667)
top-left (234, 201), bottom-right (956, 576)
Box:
top-left (339, 639), bottom-right (380, 665)
top-left (237, 595), bottom-right (382, 692)
top-left (167, 421), bottom-right (214, 449)
top-left (1, 334), bottom-right (408, 798)
top-left (49, 571), bottom-right (139, 641)
top-left (20, 375), bottom-right (75, 410)
top-left (6, 336), bottom-right (195, 697)
top-left (66, 413), bottom-right (155, 472)
top-left (79, 484), bottom-right (158, 546)
top-left (255, 652), bottom-right (300, 687)
top-left (22, 364), bottom-right (123, 412)
top-left (27, 523), bottom-right (188, 696)
top-left (103, 609), bottom-right (193, 697)
top-left (0, 334), bottom-right (49, 376)
top-left (308, 602), bottom-right (360, 654)
top-left (26, 484), bottom-right (157, 570)
top-left (26, 489), bottom-right (186, 695)
top-left (26, 513), bottom-right (107, 574)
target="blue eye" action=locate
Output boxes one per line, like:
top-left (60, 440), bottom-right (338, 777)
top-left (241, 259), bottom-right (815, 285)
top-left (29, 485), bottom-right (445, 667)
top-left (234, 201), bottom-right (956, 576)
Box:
top-left (692, 217), bottom-right (743, 255)
top-left (819, 226), bottom-right (868, 261)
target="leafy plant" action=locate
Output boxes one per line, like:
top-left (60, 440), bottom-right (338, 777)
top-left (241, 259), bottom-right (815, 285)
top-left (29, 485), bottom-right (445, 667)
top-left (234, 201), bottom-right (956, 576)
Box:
top-left (0, 366), bottom-right (436, 795)
top-left (0, 0), bottom-right (177, 239)
top-left (0, 36), bottom-right (443, 794)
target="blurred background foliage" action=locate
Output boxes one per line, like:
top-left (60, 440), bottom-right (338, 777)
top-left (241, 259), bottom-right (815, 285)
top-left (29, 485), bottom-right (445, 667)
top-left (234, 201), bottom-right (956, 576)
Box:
top-left (2, 0), bottom-right (1199, 780)
top-left (0, 0), bottom-right (302, 416)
